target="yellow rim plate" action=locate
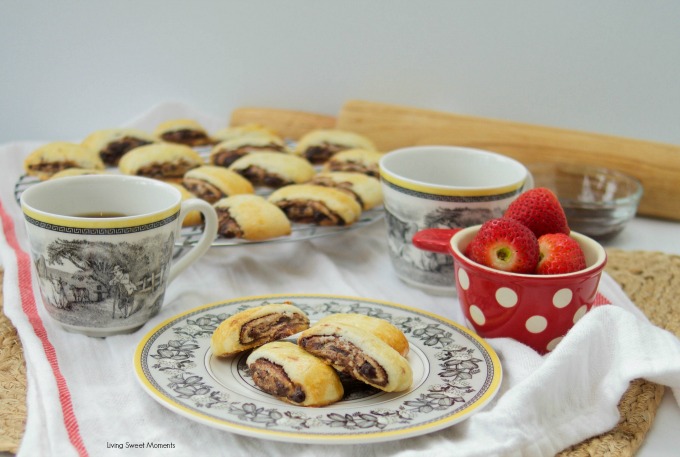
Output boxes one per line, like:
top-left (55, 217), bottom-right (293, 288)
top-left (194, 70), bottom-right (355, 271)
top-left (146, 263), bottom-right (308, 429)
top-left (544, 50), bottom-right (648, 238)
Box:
top-left (133, 294), bottom-right (502, 444)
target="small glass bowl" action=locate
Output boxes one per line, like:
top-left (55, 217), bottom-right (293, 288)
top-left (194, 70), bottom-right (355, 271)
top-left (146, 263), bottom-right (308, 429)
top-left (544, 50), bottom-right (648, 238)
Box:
top-left (527, 163), bottom-right (643, 240)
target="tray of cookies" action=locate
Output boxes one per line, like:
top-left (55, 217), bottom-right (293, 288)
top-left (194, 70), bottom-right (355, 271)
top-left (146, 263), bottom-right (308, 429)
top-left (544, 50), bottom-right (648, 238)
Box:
top-left (15, 118), bottom-right (385, 252)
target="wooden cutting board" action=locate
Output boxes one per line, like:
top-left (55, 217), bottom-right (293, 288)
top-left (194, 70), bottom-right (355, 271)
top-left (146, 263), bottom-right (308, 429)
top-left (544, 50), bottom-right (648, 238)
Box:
top-left (336, 99), bottom-right (680, 221)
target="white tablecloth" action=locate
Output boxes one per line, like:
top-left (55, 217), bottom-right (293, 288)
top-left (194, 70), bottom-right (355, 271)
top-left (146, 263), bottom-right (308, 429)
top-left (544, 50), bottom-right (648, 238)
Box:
top-left (1, 103), bottom-right (679, 457)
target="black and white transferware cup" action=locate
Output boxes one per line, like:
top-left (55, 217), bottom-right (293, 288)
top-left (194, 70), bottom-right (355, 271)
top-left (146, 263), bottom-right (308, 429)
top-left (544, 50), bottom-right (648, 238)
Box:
top-left (20, 175), bottom-right (218, 336)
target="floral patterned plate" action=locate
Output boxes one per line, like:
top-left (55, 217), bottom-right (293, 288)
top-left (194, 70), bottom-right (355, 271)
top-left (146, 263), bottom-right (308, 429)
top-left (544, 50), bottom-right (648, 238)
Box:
top-left (133, 294), bottom-right (502, 444)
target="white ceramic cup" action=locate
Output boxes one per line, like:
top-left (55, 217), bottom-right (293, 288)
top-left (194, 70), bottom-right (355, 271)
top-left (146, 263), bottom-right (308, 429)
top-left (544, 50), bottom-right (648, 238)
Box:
top-left (379, 145), bottom-right (533, 295)
top-left (20, 175), bottom-right (218, 337)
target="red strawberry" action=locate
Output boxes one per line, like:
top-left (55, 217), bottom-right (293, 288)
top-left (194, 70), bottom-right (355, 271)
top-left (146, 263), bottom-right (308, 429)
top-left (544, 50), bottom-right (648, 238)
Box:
top-left (465, 218), bottom-right (539, 273)
top-left (536, 233), bottom-right (586, 274)
top-left (504, 187), bottom-right (570, 237)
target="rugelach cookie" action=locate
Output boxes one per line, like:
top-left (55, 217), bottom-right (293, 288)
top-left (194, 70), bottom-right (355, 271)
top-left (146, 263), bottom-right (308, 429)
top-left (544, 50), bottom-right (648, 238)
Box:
top-left (247, 341), bottom-right (344, 407)
top-left (310, 171), bottom-right (383, 210)
top-left (214, 194), bottom-right (291, 240)
top-left (118, 143), bottom-right (204, 180)
top-left (229, 151), bottom-right (315, 188)
top-left (81, 128), bottom-right (158, 165)
top-left (153, 119), bottom-right (213, 147)
top-left (267, 184), bottom-right (362, 226)
top-left (183, 165), bottom-right (254, 204)
top-left (211, 303), bottom-right (310, 357)
top-left (294, 129), bottom-right (376, 164)
top-left (24, 142), bottom-right (105, 180)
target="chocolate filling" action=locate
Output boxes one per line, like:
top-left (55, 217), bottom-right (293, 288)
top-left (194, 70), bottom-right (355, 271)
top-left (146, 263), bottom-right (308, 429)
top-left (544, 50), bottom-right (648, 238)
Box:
top-left (100, 137), bottom-right (153, 165)
top-left (298, 335), bottom-right (388, 387)
top-left (240, 313), bottom-right (308, 345)
top-left (309, 176), bottom-right (364, 208)
top-left (249, 359), bottom-right (306, 404)
top-left (137, 160), bottom-right (197, 179)
top-left (303, 143), bottom-right (347, 164)
top-left (212, 145), bottom-right (285, 167)
top-left (28, 161), bottom-right (78, 176)
top-left (236, 165), bottom-right (290, 188)
top-left (183, 177), bottom-right (224, 204)
top-left (160, 129), bottom-right (213, 147)
top-left (274, 199), bottom-right (345, 226)
top-left (327, 160), bottom-right (380, 178)
top-left (215, 208), bottom-right (244, 238)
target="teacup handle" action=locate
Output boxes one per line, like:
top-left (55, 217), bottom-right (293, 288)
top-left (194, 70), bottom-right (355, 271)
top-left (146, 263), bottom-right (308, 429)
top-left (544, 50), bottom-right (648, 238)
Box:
top-left (168, 198), bottom-right (218, 284)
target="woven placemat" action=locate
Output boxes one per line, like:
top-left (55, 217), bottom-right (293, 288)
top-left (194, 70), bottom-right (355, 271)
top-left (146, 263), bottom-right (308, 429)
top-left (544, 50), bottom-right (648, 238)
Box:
top-left (0, 269), bottom-right (26, 454)
top-left (0, 249), bottom-right (678, 455)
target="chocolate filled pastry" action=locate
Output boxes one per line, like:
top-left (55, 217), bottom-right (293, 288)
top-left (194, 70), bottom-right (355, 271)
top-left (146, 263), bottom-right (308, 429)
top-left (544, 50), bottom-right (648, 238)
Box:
top-left (267, 184), bottom-right (362, 226)
top-left (211, 303), bottom-right (311, 357)
top-left (81, 128), bottom-right (158, 165)
top-left (211, 123), bottom-right (281, 143)
top-left (182, 165), bottom-right (254, 204)
top-left (23, 142), bottom-right (105, 180)
top-left (322, 148), bottom-right (384, 178)
top-left (229, 152), bottom-right (315, 188)
top-left (118, 143), bottom-right (204, 180)
top-left (214, 194), bottom-right (291, 240)
top-left (210, 135), bottom-right (289, 168)
top-left (314, 313), bottom-right (409, 357)
top-left (294, 129), bottom-right (376, 164)
top-left (298, 322), bottom-right (412, 392)
top-left (153, 119), bottom-right (213, 147)
top-left (246, 341), bottom-right (344, 407)
top-left (310, 172), bottom-right (383, 210)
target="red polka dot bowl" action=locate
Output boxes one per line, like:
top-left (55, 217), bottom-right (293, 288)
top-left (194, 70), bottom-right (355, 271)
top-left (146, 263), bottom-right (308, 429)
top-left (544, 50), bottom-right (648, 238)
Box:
top-left (412, 226), bottom-right (607, 354)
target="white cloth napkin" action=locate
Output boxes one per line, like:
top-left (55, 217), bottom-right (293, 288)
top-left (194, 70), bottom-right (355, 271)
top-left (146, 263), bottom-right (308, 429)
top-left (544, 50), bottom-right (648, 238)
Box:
top-left (1, 103), bottom-right (679, 457)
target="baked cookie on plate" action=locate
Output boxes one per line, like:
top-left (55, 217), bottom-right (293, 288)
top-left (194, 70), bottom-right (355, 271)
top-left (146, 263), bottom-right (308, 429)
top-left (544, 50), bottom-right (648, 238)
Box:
top-left (298, 322), bottom-right (412, 392)
top-left (247, 341), bottom-right (344, 407)
top-left (314, 313), bottom-right (409, 357)
top-left (211, 303), bottom-right (310, 357)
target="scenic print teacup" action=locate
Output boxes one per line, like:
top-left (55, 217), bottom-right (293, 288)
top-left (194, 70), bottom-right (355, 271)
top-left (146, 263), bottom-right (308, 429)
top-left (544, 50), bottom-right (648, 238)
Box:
top-left (20, 175), bottom-right (218, 337)
top-left (379, 146), bottom-right (533, 295)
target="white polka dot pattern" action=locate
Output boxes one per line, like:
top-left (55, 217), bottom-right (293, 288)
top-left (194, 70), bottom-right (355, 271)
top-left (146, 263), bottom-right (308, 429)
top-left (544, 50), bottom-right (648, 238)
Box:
top-left (495, 287), bottom-right (518, 308)
top-left (552, 288), bottom-right (573, 308)
top-left (547, 337), bottom-right (563, 352)
top-left (573, 305), bottom-right (588, 323)
top-left (469, 305), bottom-right (485, 325)
top-left (525, 315), bottom-right (548, 333)
top-left (458, 269), bottom-right (470, 290)
top-left (455, 256), bottom-right (605, 355)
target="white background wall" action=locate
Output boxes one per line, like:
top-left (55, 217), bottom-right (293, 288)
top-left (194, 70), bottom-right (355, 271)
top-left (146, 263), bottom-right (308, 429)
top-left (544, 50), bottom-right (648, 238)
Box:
top-left (2, 1), bottom-right (680, 145)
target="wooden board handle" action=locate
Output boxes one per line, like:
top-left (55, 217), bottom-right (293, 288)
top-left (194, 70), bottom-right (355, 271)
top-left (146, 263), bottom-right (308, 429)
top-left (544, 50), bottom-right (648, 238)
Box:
top-left (336, 99), bottom-right (680, 221)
